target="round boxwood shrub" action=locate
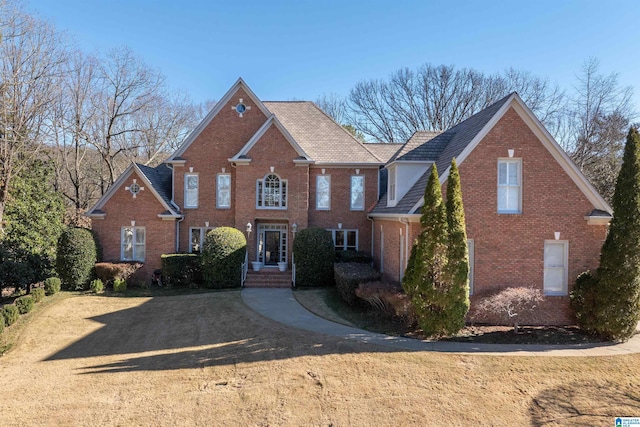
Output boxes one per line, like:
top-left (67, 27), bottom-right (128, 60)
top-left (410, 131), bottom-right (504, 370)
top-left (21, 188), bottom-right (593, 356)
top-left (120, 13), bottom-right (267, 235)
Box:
top-left (31, 288), bottom-right (45, 303)
top-left (15, 295), bottom-right (34, 314)
top-left (90, 279), bottom-right (104, 293)
top-left (56, 227), bottom-right (97, 290)
top-left (292, 227), bottom-right (335, 287)
top-left (43, 277), bottom-right (61, 295)
top-left (202, 227), bottom-right (246, 288)
top-left (2, 305), bottom-right (19, 326)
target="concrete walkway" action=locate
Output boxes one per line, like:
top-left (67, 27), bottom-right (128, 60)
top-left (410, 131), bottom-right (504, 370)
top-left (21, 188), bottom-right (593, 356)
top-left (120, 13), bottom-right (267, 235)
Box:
top-left (241, 288), bottom-right (640, 356)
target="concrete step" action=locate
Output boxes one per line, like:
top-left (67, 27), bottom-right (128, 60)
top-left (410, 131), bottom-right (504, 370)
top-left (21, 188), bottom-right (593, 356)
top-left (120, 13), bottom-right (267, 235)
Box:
top-left (244, 269), bottom-right (292, 288)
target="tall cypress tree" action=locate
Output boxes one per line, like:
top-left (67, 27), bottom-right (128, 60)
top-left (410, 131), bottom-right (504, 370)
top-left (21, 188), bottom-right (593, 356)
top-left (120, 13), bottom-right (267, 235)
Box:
top-left (402, 165), bottom-right (450, 337)
top-left (444, 158), bottom-right (470, 333)
top-left (591, 127), bottom-right (640, 341)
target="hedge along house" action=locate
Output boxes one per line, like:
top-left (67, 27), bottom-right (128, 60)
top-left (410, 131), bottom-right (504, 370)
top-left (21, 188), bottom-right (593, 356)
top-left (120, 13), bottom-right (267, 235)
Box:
top-left (87, 78), bottom-right (612, 324)
top-left (369, 92), bottom-right (612, 324)
top-left (87, 78), bottom-right (384, 280)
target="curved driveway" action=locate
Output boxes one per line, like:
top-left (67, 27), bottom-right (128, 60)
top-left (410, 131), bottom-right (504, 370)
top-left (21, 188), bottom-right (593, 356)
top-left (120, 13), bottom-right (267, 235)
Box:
top-left (242, 288), bottom-right (640, 356)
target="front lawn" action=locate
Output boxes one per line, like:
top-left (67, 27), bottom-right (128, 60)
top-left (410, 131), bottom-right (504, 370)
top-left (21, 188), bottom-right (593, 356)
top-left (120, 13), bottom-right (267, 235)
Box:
top-left (0, 291), bottom-right (638, 426)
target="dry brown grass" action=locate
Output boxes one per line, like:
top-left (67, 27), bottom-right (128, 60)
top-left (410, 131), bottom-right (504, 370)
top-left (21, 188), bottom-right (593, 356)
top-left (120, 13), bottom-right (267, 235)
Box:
top-left (1, 291), bottom-right (639, 426)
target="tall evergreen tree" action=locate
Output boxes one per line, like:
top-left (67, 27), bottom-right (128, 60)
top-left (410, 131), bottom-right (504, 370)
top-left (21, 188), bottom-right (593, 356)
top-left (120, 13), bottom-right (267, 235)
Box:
top-left (402, 165), bottom-right (450, 337)
top-left (444, 159), bottom-right (470, 332)
top-left (589, 127), bottom-right (640, 340)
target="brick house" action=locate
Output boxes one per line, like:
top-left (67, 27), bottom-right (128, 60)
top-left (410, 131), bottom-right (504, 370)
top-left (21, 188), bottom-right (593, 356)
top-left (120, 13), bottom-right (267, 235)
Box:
top-left (87, 79), bottom-right (612, 324)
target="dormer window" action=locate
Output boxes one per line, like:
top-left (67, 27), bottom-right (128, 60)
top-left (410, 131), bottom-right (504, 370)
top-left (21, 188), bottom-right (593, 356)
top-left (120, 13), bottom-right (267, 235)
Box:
top-left (388, 165), bottom-right (397, 206)
top-left (257, 173), bottom-right (287, 209)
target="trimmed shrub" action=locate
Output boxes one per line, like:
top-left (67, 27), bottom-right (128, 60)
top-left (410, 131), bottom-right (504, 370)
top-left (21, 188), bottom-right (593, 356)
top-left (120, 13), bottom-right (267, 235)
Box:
top-left (56, 227), bottom-right (97, 290)
top-left (473, 287), bottom-right (545, 332)
top-left (94, 262), bottom-right (143, 285)
top-left (15, 296), bottom-right (34, 314)
top-left (113, 279), bottom-right (127, 293)
top-left (43, 277), bottom-right (61, 295)
top-left (336, 250), bottom-right (372, 264)
top-left (89, 279), bottom-right (104, 293)
top-left (293, 228), bottom-right (335, 287)
top-left (334, 262), bottom-right (381, 305)
top-left (202, 227), bottom-right (246, 288)
top-left (356, 281), bottom-right (416, 325)
top-left (161, 254), bottom-right (201, 287)
top-left (570, 271), bottom-right (599, 332)
top-left (2, 305), bottom-right (19, 326)
top-left (31, 288), bottom-right (45, 303)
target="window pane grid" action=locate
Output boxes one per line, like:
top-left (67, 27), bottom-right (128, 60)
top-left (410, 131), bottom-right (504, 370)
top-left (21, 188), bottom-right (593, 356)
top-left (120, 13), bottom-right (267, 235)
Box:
top-left (122, 226), bottom-right (145, 261)
top-left (217, 174), bottom-right (231, 208)
top-left (497, 160), bottom-right (521, 213)
top-left (185, 174), bottom-right (198, 208)
top-left (351, 175), bottom-right (364, 210)
top-left (257, 174), bottom-right (287, 209)
top-left (316, 175), bottom-right (330, 210)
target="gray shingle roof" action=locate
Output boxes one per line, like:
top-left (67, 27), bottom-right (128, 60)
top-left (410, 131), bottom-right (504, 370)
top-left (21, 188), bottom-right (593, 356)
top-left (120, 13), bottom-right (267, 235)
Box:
top-left (370, 93), bottom-right (514, 215)
top-left (389, 131), bottom-right (443, 163)
top-left (263, 101), bottom-right (382, 164)
top-left (137, 163), bottom-right (174, 209)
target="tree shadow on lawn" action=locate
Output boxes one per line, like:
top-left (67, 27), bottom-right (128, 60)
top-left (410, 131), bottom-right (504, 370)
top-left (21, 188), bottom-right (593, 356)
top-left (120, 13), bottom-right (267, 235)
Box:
top-left (530, 380), bottom-right (640, 425)
top-left (43, 292), bottom-right (397, 374)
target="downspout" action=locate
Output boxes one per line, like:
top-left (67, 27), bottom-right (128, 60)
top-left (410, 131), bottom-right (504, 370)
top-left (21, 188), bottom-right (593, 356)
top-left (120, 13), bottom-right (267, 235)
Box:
top-left (399, 217), bottom-right (410, 271)
top-left (175, 216), bottom-right (184, 253)
top-left (167, 162), bottom-right (183, 253)
top-left (367, 216), bottom-right (374, 267)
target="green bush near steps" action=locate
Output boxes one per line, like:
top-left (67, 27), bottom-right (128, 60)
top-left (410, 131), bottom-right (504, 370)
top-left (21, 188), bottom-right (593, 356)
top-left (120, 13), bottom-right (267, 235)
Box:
top-left (202, 227), bottom-right (246, 289)
top-left (293, 227), bottom-right (335, 287)
top-left (161, 253), bottom-right (201, 287)
top-left (2, 305), bottom-right (19, 326)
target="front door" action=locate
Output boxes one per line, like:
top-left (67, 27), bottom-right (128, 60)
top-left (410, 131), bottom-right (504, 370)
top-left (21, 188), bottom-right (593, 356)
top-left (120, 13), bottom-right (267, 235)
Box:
top-left (257, 224), bottom-right (288, 266)
top-left (264, 230), bottom-right (281, 265)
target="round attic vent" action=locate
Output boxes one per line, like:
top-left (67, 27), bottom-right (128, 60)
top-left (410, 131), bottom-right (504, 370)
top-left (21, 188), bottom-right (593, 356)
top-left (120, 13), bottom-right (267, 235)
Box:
top-left (235, 103), bottom-right (246, 114)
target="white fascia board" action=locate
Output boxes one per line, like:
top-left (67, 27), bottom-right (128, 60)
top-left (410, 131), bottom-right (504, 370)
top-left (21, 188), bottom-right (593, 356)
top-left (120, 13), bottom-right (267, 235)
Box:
top-left (311, 162), bottom-right (383, 167)
top-left (584, 215), bottom-right (612, 225)
top-left (367, 213), bottom-right (421, 222)
top-left (85, 163), bottom-right (179, 217)
top-left (168, 77), bottom-right (272, 161)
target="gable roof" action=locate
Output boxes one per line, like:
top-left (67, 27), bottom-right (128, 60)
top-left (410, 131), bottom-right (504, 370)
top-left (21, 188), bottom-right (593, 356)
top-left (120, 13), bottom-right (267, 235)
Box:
top-left (167, 78), bottom-right (271, 161)
top-left (364, 142), bottom-right (404, 163)
top-left (370, 92), bottom-right (613, 217)
top-left (229, 114), bottom-right (312, 163)
top-left (86, 163), bottom-right (180, 218)
top-left (263, 101), bottom-right (382, 165)
top-left (388, 131), bottom-right (444, 163)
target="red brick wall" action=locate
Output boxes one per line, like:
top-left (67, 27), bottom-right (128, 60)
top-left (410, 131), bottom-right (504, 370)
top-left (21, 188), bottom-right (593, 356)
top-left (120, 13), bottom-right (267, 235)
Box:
top-left (234, 124), bottom-right (310, 263)
top-left (372, 106), bottom-right (608, 324)
top-left (91, 170), bottom-right (175, 282)
top-left (176, 87), bottom-right (269, 250)
top-left (308, 167), bottom-right (378, 255)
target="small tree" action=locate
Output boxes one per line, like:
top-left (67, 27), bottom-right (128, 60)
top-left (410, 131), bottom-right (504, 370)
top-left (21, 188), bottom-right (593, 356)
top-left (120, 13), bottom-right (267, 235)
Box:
top-left (577, 127), bottom-right (640, 341)
top-left (55, 227), bottom-right (98, 290)
top-left (444, 159), bottom-right (470, 333)
top-left (402, 165), bottom-right (450, 337)
top-left (201, 227), bottom-right (246, 288)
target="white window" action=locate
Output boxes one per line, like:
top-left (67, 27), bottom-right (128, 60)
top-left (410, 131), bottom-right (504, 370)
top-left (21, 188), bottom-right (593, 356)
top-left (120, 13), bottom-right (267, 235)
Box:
top-left (257, 173), bottom-right (287, 209)
top-left (330, 229), bottom-right (358, 252)
top-left (497, 159), bottom-right (521, 213)
top-left (467, 239), bottom-right (474, 295)
top-left (544, 240), bottom-right (568, 295)
top-left (388, 166), bottom-right (396, 203)
top-left (121, 226), bottom-right (145, 261)
top-left (190, 227), bottom-right (215, 253)
top-left (217, 173), bottom-right (231, 208)
top-left (350, 175), bottom-right (365, 211)
top-left (316, 175), bottom-right (331, 210)
top-left (184, 173), bottom-right (199, 208)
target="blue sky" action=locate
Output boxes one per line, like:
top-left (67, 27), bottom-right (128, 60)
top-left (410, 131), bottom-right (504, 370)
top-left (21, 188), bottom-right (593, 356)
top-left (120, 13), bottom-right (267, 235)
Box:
top-left (27, 0), bottom-right (640, 109)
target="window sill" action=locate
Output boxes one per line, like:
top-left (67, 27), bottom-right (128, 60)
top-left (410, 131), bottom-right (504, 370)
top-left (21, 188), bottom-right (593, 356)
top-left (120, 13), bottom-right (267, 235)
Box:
top-left (216, 206), bottom-right (231, 210)
top-left (256, 207), bottom-right (288, 210)
top-left (497, 211), bottom-right (522, 215)
top-left (543, 291), bottom-right (568, 297)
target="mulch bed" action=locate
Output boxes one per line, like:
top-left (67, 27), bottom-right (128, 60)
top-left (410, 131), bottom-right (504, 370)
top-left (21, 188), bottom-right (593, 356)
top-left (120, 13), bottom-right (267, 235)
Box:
top-left (435, 325), bottom-right (606, 345)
